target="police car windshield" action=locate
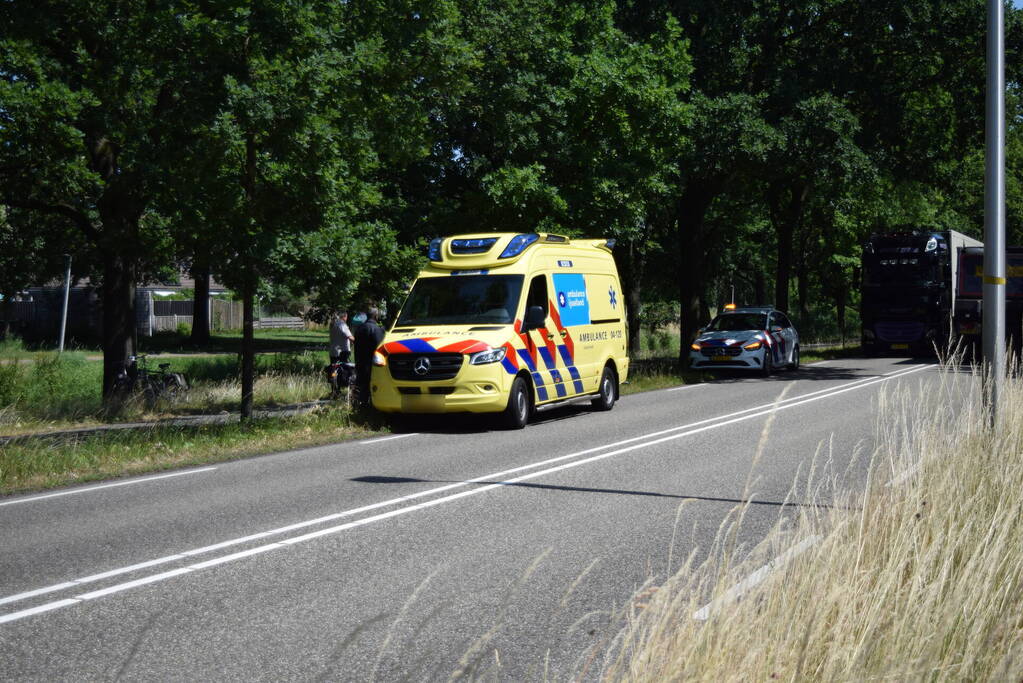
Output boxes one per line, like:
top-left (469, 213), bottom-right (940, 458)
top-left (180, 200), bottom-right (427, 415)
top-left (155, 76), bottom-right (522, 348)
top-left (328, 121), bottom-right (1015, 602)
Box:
top-left (706, 313), bottom-right (768, 332)
top-left (396, 275), bottom-right (524, 326)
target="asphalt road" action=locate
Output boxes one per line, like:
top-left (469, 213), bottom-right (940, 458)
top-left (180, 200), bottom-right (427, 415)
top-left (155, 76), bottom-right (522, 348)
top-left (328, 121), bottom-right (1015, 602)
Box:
top-left (0, 356), bottom-right (942, 681)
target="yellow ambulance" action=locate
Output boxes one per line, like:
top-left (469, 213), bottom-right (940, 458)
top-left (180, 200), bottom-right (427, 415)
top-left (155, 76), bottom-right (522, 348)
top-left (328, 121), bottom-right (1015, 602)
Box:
top-left (370, 233), bottom-right (630, 428)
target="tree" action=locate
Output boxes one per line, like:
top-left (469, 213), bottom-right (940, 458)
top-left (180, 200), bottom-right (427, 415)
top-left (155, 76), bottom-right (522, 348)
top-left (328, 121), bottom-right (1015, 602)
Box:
top-left (1, 1), bottom-right (193, 396)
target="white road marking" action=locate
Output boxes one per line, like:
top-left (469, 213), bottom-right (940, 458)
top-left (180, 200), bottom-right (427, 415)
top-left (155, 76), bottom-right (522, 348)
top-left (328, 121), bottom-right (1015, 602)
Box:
top-left (360, 433), bottom-right (420, 445)
top-left (693, 535), bottom-right (822, 621)
top-left (0, 364), bottom-right (932, 624)
top-left (0, 468), bottom-right (218, 508)
top-left (667, 384), bottom-right (703, 392)
top-left (807, 361), bottom-right (830, 366)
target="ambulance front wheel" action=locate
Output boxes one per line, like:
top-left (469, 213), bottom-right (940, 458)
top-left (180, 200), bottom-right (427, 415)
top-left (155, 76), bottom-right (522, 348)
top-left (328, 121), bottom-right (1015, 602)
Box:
top-left (591, 366), bottom-right (617, 411)
top-left (501, 376), bottom-right (531, 429)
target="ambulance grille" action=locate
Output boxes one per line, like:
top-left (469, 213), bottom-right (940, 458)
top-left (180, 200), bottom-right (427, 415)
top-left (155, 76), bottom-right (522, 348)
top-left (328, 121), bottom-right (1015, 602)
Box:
top-left (388, 353), bottom-right (464, 381)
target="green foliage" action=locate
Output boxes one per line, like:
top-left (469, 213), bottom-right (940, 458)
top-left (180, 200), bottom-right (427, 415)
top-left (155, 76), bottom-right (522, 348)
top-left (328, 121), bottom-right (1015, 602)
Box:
top-left (0, 363), bottom-right (23, 408)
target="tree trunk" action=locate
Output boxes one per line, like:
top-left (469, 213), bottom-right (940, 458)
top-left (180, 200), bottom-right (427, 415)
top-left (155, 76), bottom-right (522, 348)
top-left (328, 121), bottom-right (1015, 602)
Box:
top-left (241, 282), bottom-right (255, 420)
top-left (190, 263), bottom-right (211, 345)
top-left (772, 182), bottom-right (809, 314)
top-left (774, 220), bottom-right (794, 313)
top-left (101, 252), bottom-right (136, 399)
top-left (676, 179), bottom-right (720, 368)
top-left (754, 269), bottom-right (767, 306)
top-left (836, 273), bottom-right (847, 345)
top-left (619, 236), bottom-right (647, 357)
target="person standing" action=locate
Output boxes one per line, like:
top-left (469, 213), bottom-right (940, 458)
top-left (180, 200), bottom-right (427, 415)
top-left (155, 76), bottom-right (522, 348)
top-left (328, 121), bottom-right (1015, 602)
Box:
top-left (353, 307), bottom-right (385, 407)
top-left (329, 310), bottom-right (354, 363)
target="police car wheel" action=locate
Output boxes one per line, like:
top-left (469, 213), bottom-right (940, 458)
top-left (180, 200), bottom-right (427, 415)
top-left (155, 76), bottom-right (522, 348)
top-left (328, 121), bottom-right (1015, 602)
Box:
top-left (501, 377), bottom-right (531, 429)
top-left (761, 350), bottom-right (772, 377)
top-left (789, 345), bottom-right (800, 371)
top-left (591, 366), bottom-right (617, 411)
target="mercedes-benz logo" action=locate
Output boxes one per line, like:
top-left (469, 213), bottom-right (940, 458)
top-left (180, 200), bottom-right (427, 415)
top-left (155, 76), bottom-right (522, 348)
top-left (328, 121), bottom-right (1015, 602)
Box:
top-left (413, 357), bottom-right (431, 375)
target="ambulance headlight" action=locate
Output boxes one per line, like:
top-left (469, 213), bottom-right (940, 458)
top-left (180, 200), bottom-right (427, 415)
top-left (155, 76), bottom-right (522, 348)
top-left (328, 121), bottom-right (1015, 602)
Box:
top-left (373, 351), bottom-right (387, 367)
top-left (925, 236), bottom-right (938, 253)
top-left (469, 346), bottom-right (507, 365)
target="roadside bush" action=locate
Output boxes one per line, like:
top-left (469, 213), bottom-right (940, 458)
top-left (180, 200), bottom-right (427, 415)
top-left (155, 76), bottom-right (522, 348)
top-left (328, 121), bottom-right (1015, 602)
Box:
top-left (21, 354), bottom-right (102, 419)
top-left (176, 321), bottom-right (192, 337)
top-left (0, 362), bottom-right (23, 408)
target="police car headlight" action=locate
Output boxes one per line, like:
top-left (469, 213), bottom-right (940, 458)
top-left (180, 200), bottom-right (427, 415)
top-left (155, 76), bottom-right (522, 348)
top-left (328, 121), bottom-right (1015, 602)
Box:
top-left (373, 351), bottom-right (387, 367)
top-left (469, 347), bottom-right (507, 365)
top-left (690, 342), bottom-right (701, 351)
top-left (743, 340), bottom-right (763, 351)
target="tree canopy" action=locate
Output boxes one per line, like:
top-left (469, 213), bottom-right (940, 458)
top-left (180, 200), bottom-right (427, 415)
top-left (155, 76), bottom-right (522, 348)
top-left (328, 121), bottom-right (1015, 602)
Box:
top-left (2, 0), bottom-right (1021, 405)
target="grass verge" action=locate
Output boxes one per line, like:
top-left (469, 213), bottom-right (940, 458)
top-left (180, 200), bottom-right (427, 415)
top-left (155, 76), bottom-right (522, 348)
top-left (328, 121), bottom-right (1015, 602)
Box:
top-left (602, 360), bottom-right (1023, 680)
top-left (0, 406), bottom-right (387, 495)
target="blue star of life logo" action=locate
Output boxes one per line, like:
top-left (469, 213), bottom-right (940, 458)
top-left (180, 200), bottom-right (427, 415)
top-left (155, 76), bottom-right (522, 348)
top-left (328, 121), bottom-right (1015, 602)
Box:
top-left (558, 291), bottom-right (567, 307)
top-left (608, 287), bottom-right (617, 309)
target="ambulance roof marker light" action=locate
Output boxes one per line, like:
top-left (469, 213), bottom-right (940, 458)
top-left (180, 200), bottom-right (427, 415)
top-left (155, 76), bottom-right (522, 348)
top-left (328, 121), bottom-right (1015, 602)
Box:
top-left (499, 233), bottom-right (539, 259)
top-left (428, 237), bottom-right (443, 262)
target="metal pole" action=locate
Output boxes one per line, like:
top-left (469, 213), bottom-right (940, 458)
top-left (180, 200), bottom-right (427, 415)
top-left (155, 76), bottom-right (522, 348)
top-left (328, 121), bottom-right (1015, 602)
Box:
top-left (58, 254), bottom-right (71, 353)
top-left (983, 0), bottom-right (1006, 428)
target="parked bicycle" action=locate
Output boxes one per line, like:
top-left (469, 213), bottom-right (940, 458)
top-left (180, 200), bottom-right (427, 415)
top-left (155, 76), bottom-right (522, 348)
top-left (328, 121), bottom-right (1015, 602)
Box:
top-left (113, 354), bottom-right (189, 405)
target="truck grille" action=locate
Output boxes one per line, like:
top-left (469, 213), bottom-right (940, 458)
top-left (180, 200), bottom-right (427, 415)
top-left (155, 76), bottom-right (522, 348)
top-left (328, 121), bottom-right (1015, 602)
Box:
top-left (388, 353), bottom-right (464, 381)
top-left (876, 322), bottom-right (925, 342)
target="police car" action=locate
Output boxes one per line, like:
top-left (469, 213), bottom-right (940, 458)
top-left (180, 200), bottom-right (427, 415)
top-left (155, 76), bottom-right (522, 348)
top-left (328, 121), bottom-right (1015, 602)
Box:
top-left (689, 306), bottom-right (800, 375)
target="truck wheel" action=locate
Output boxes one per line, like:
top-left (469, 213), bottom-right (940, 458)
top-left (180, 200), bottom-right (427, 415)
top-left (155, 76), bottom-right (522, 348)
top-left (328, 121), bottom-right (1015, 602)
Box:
top-left (501, 377), bottom-right (531, 429)
top-left (591, 366), bottom-right (617, 411)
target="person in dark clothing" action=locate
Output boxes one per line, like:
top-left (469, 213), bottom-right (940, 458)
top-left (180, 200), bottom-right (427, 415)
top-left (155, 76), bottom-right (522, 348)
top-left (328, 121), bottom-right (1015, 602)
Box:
top-left (353, 307), bottom-right (386, 407)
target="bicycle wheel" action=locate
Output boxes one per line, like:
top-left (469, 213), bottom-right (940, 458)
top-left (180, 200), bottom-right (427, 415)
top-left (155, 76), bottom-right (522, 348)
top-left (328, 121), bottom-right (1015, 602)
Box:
top-left (161, 373), bottom-right (188, 402)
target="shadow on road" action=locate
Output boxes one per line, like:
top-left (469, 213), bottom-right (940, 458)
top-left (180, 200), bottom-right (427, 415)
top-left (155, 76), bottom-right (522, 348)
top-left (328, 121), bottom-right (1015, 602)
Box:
top-left (350, 474), bottom-right (847, 510)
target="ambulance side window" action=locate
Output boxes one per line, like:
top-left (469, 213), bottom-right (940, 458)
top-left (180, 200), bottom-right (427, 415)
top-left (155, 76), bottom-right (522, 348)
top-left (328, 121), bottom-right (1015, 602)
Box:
top-left (525, 274), bottom-right (549, 316)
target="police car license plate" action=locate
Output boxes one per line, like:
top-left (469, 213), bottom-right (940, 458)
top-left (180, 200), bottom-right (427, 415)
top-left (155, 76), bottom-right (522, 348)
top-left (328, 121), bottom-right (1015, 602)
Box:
top-left (891, 343), bottom-right (909, 350)
top-left (712, 355), bottom-right (730, 361)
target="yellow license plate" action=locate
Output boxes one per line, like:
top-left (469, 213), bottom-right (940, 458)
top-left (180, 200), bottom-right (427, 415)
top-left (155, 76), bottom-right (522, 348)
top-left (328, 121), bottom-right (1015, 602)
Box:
top-left (712, 355), bottom-right (730, 361)
top-left (891, 343), bottom-right (909, 350)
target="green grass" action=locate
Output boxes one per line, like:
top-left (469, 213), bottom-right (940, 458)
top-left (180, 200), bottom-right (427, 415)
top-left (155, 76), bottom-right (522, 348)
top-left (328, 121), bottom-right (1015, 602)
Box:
top-left (139, 329), bottom-right (328, 354)
top-left (0, 406), bottom-right (387, 494)
top-left (0, 347), bottom-right (334, 433)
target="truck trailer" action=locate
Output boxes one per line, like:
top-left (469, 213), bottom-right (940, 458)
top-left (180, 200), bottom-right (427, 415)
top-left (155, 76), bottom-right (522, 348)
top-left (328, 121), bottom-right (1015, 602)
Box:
top-left (953, 246), bottom-right (1023, 356)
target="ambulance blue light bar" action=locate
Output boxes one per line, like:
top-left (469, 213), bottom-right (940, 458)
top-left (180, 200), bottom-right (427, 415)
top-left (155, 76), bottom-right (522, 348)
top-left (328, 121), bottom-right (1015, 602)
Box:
top-left (499, 233), bottom-right (539, 259)
top-left (428, 238), bottom-right (443, 261)
top-left (450, 237), bottom-right (498, 254)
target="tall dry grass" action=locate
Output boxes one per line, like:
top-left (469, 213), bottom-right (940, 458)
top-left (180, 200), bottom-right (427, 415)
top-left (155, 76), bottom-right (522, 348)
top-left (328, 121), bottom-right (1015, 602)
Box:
top-left (602, 359), bottom-right (1023, 681)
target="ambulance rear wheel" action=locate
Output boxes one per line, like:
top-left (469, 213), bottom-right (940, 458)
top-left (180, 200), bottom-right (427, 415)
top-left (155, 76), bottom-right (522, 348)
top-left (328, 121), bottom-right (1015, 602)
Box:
top-left (501, 377), bottom-right (531, 429)
top-left (591, 366), bottom-right (617, 411)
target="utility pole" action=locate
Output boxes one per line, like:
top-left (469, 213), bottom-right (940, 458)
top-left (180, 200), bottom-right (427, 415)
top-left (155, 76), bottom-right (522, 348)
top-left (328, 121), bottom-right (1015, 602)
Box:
top-left (58, 254), bottom-right (71, 353)
top-left (983, 0), bottom-right (1006, 428)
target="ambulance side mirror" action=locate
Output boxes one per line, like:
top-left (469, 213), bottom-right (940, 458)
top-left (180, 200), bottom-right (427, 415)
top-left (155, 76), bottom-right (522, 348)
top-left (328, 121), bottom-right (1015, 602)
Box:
top-left (523, 305), bottom-right (546, 331)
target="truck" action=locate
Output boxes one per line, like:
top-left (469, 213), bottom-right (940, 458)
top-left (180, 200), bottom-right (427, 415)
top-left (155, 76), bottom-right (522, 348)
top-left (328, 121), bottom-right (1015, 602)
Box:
top-left (953, 246), bottom-right (1023, 356)
top-left (860, 230), bottom-right (983, 356)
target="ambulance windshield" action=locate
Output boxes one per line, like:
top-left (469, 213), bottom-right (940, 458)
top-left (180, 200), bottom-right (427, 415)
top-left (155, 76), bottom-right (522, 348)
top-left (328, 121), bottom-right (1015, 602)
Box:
top-left (396, 275), bottom-right (524, 326)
